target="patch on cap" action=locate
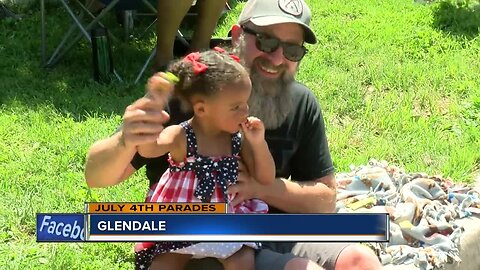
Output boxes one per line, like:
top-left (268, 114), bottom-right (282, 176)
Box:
top-left (278, 0), bottom-right (303, 16)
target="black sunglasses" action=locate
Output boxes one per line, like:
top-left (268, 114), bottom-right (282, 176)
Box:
top-left (241, 26), bottom-right (307, 62)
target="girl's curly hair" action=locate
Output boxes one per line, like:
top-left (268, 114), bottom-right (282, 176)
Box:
top-left (167, 49), bottom-right (248, 112)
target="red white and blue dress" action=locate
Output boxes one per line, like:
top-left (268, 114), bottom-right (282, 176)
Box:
top-left (134, 121), bottom-right (268, 269)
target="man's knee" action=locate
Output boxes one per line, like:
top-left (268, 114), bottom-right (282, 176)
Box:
top-left (285, 257), bottom-right (325, 270)
top-left (335, 245), bottom-right (381, 270)
top-left (290, 243), bottom-right (347, 269)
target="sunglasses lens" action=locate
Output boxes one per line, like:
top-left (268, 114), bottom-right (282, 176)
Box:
top-left (284, 44), bottom-right (306, 62)
top-left (256, 35), bottom-right (279, 53)
top-left (247, 27), bottom-right (306, 62)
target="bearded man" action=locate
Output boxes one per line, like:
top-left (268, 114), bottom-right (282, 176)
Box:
top-left (84, 0), bottom-right (381, 269)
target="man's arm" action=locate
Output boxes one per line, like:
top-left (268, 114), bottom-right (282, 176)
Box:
top-left (264, 86), bottom-right (336, 213)
top-left (229, 163), bottom-right (336, 213)
top-left (84, 73), bottom-right (173, 188)
top-left (261, 174), bottom-right (336, 213)
top-left (84, 132), bottom-right (137, 188)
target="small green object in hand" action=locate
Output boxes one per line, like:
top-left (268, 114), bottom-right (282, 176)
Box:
top-left (164, 72), bottom-right (179, 84)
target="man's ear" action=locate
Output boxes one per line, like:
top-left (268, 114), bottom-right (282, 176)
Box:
top-left (230, 24), bottom-right (242, 45)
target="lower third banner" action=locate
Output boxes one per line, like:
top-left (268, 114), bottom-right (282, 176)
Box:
top-left (87, 214), bottom-right (388, 242)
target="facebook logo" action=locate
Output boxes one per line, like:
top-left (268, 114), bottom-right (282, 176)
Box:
top-left (36, 214), bottom-right (85, 242)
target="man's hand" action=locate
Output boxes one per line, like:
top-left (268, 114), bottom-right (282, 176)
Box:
top-left (227, 161), bottom-right (337, 213)
top-left (85, 73), bottom-right (176, 188)
top-left (228, 160), bottom-right (261, 207)
top-left (120, 73), bottom-right (174, 149)
top-left (240, 116), bottom-right (265, 146)
top-left (146, 72), bottom-right (176, 99)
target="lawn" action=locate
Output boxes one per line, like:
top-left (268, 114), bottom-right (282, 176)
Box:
top-left (0, 0), bottom-right (479, 269)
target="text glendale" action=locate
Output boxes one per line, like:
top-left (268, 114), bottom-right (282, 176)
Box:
top-left (97, 220), bottom-right (167, 231)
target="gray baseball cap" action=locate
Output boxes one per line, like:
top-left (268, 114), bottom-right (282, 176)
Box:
top-left (238, 0), bottom-right (317, 44)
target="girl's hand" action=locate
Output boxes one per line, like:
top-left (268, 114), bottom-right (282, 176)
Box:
top-left (240, 116), bottom-right (265, 146)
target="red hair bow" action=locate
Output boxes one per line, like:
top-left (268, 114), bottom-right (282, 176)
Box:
top-left (184, 52), bottom-right (208, 75)
top-left (213, 47), bottom-right (241, 63)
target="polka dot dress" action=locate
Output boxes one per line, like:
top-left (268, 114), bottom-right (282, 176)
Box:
top-left (134, 121), bottom-right (267, 270)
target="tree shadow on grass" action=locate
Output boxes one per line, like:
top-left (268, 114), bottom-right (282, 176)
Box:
top-left (0, 1), bottom-right (243, 122)
top-left (0, 8), bottom-right (148, 122)
top-left (431, 0), bottom-right (480, 39)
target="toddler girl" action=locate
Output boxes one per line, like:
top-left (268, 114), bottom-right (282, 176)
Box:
top-left (135, 48), bottom-right (275, 270)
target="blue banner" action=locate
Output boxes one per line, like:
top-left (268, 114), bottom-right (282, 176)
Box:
top-left (88, 214), bottom-right (388, 242)
top-left (36, 214), bottom-right (86, 242)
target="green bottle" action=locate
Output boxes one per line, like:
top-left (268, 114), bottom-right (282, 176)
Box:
top-left (91, 27), bottom-right (113, 83)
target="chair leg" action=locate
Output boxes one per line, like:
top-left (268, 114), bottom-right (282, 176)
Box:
top-left (45, 15), bottom-right (83, 67)
top-left (134, 47), bottom-right (156, 84)
top-left (0, 3), bottom-right (20, 19)
top-left (76, 0), bottom-right (120, 43)
top-left (176, 30), bottom-right (190, 49)
top-left (47, 0), bottom-right (120, 68)
top-left (138, 18), bottom-right (157, 39)
top-left (141, 0), bottom-right (157, 14)
top-left (45, 1), bottom-right (90, 67)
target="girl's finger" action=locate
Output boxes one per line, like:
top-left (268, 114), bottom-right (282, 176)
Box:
top-left (240, 121), bottom-right (249, 132)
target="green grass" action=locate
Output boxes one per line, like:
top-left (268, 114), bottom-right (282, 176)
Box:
top-left (1, 0), bottom-right (479, 268)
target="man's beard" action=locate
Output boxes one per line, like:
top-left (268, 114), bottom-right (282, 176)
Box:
top-left (233, 35), bottom-right (296, 129)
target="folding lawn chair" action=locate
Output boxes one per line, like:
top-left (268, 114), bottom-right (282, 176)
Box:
top-left (40, 0), bottom-right (230, 83)
top-left (40, 0), bottom-right (184, 82)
